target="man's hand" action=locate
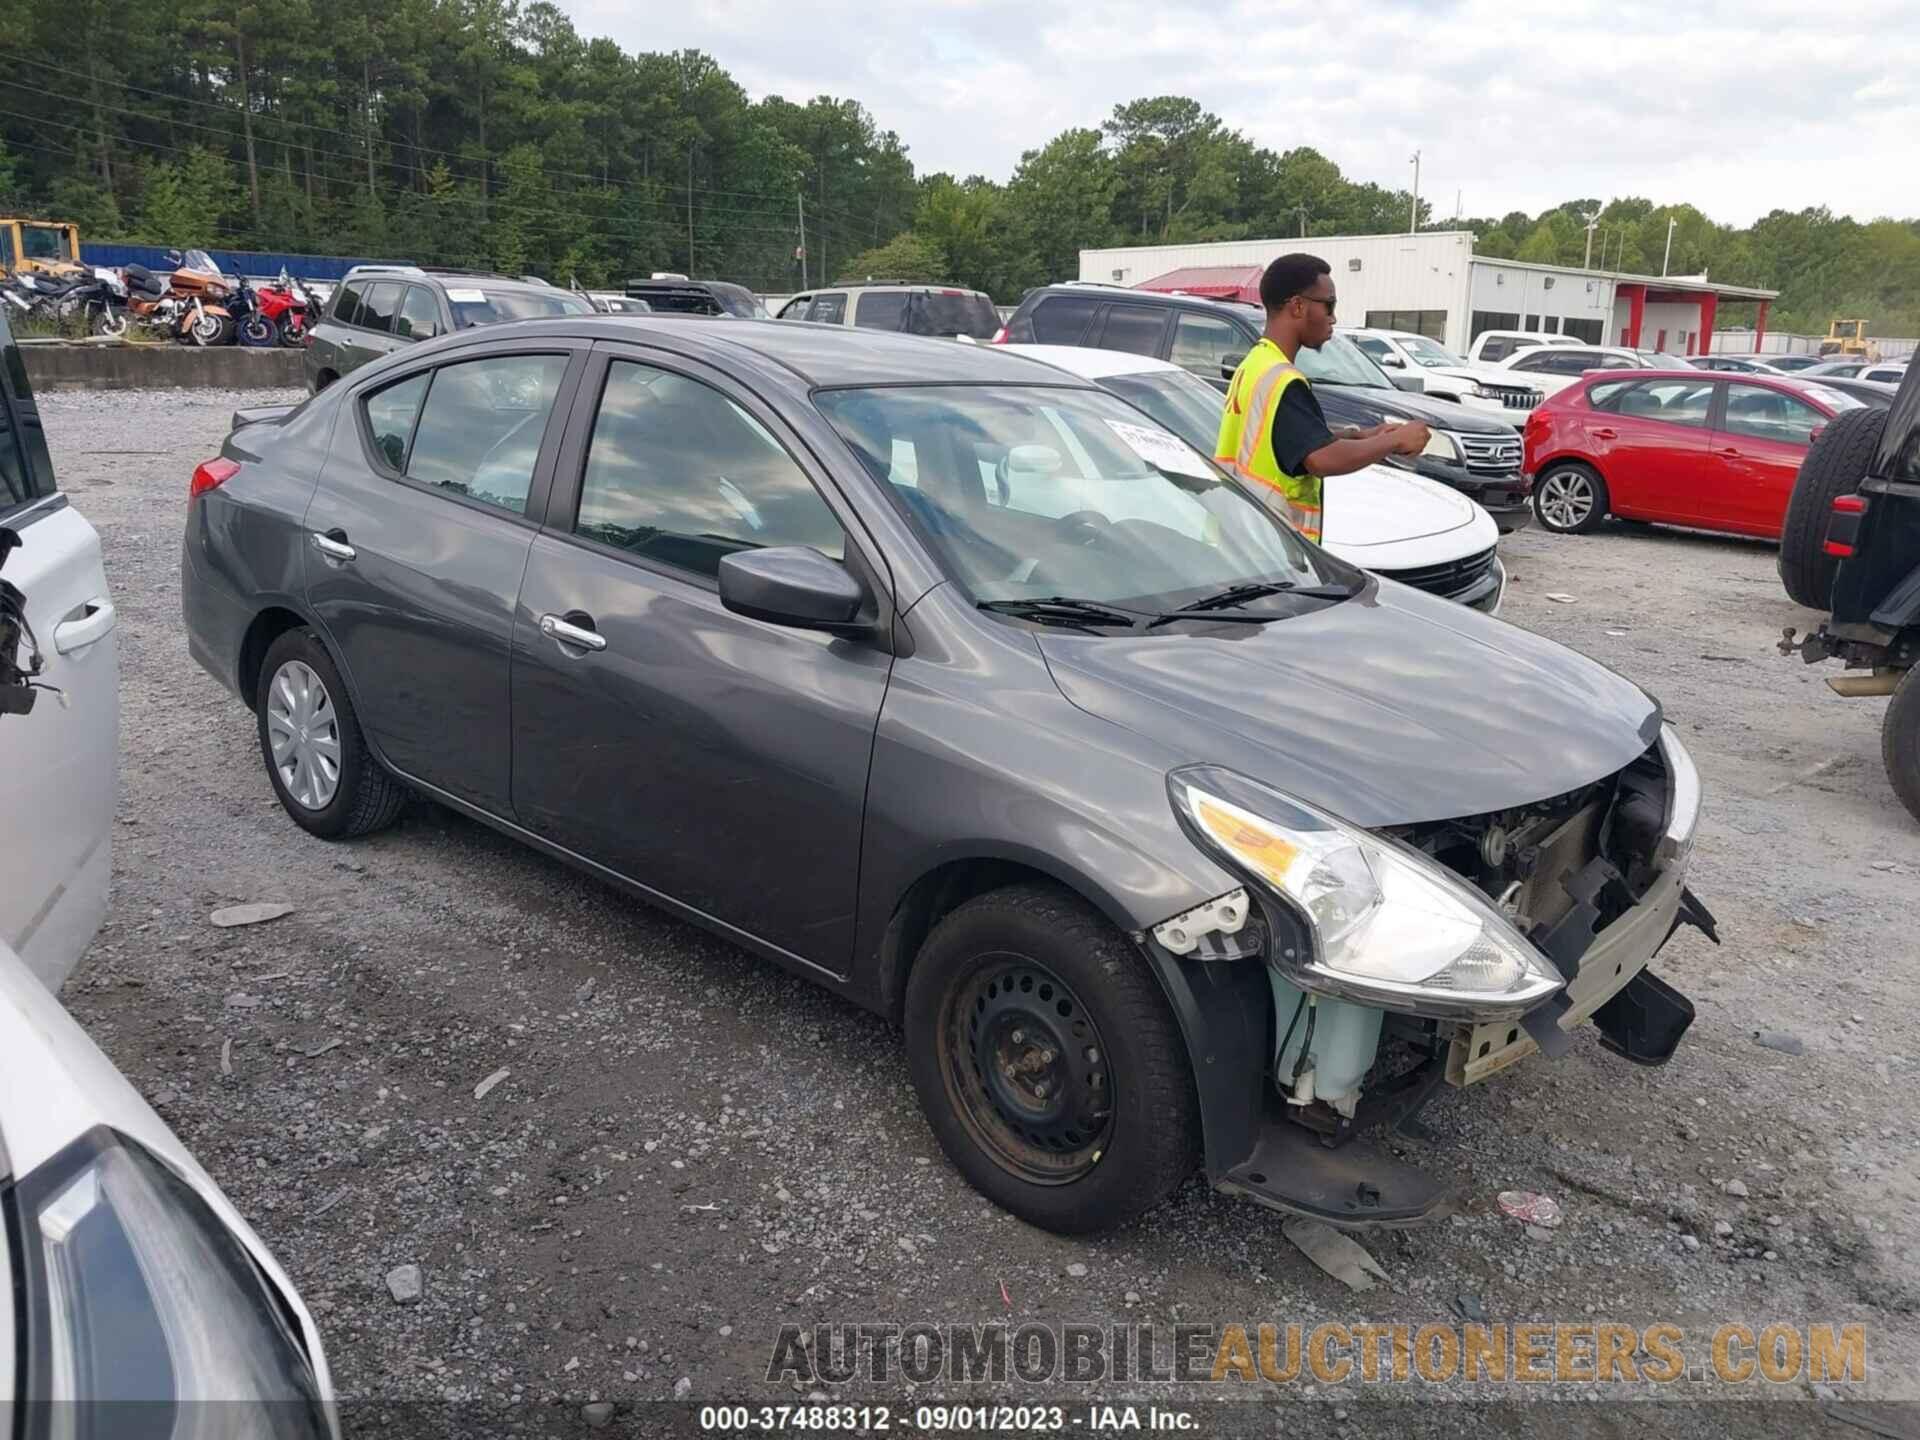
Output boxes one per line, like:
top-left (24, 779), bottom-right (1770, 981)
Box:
top-left (1388, 420), bottom-right (1433, 456)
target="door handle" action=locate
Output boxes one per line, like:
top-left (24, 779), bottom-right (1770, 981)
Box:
top-left (311, 530), bottom-right (356, 561)
top-left (1590, 427), bottom-right (1616, 439)
top-left (1717, 446), bottom-right (1741, 457)
top-left (52, 598), bottom-right (116, 654)
top-left (540, 613), bottom-right (607, 652)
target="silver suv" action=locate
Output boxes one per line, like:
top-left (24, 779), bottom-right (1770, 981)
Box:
top-left (777, 283), bottom-right (1000, 340)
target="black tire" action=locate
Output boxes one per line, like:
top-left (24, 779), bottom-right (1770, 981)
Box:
top-left (903, 883), bottom-right (1200, 1234)
top-left (255, 628), bottom-right (408, 840)
top-left (1533, 460), bottom-right (1609, 534)
top-left (1779, 406), bottom-right (1888, 609)
top-left (1885, 667), bottom-right (1920, 825)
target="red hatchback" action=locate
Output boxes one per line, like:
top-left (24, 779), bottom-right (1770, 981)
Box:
top-left (1523, 370), bottom-right (1868, 538)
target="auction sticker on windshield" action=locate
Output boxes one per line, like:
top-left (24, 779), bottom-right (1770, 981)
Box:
top-left (446, 288), bottom-right (487, 303)
top-left (1105, 419), bottom-right (1215, 479)
top-left (1803, 385), bottom-right (1864, 411)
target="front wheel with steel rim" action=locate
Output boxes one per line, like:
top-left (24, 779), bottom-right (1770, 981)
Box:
top-left (903, 884), bottom-right (1201, 1234)
top-left (254, 628), bottom-right (409, 839)
top-left (1532, 462), bottom-right (1609, 534)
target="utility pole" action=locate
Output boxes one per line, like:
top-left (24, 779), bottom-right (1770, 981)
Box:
top-left (1662, 215), bottom-right (1677, 277)
top-left (1294, 205), bottom-right (1308, 238)
top-left (797, 193), bottom-right (808, 290)
top-left (1408, 149), bottom-right (1421, 234)
top-left (1582, 210), bottom-right (1599, 269)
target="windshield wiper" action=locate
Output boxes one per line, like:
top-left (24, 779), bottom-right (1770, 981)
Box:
top-left (1145, 579), bottom-right (1359, 629)
top-left (978, 597), bottom-right (1146, 630)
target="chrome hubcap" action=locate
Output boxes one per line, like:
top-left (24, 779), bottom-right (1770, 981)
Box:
top-left (1539, 471), bottom-right (1594, 529)
top-left (266, 660), bottom-right (341, 809)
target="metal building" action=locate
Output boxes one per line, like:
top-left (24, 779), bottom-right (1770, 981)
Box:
top-left (1077, 231), bottom-right (1777, 357)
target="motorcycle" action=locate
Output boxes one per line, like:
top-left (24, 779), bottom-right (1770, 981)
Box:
top-left (121, 251), bottom-right (234, 346)
top-left (229, 276), bottom-right (277, 348)
top-left (0, 269), bottom-right (126, 336)
top-left (255, 270), bottom-right (314, 347)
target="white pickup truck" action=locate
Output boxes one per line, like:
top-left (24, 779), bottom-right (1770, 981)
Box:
top-left (1343, 326), bottom-right (1545, 421)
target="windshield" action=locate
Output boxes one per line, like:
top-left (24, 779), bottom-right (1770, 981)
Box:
top-left (1099, 370), bottom-right (1227, 455)
top-left (178, 248), bottom-right (221, 274)
top-left (22, 225), bottom-right (73, 261)
top-left (815, 384), bottom-right (1340, 612)
top-left (905, 291), bottom-right (1000, 339)
top-left (1293, 333), bottom-right (1394, 389)
top-left (1401, 335), bottom-right (1466, 368)
top-left (449, 287), bottom-right (594, 327)
top-left (1637, 350), bottom-right (1691, 367)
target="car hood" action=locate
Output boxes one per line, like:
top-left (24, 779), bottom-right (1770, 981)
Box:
top-left (1428, 362), bottom-right (1543, 392)
top-left (1038, 582), bottom-right (1661, 828)
top-left (1319, 465), bottom-right (1478, 548)
top-left (1312, 381), bottom-right (1518, 434)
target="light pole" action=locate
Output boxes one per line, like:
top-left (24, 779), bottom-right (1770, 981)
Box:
top-left (1294, 205), bottom-right (1308, 239)
top-left (1408, 149), bottom-right (1421, 234)
top-left (1582, 210), bottom-right (1600, 269)
top-left (1662, 215), bottom-right (1677, 277)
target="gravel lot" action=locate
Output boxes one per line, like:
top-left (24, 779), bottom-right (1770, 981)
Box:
top-left (44, 386), bottom-right (1920, 1436)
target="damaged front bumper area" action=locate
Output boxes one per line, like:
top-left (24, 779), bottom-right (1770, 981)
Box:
top-left (1149, 729), bottom-right (1718, 1228)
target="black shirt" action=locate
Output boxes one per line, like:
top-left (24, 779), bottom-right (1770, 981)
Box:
top-left (1270, 378), bottom-right (1334, 476)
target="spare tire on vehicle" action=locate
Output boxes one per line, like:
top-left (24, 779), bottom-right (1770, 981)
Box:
top-left (1779, 406), bottom-right (1888, 608)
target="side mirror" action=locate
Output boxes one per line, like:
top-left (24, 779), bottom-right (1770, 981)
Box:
top-left (719, 546), bottom-right (866, 631)
top-left (1378, 353), bottom-right (1406, 368)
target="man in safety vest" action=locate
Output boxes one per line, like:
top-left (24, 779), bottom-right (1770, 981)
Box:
top-left (1216, 253), bottom-right (1431, 542)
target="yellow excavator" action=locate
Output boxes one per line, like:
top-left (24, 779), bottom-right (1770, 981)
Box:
top-left (0, 217), bottom-right (84, 278)
top-left (1819, 318), bottom-right (1880, 360)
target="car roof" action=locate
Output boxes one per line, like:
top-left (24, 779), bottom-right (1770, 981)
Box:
top-left (431, 316), bottom-right (1096, 388)
top-left (1007, 344), bottom-right (1184, 380)
top-left (1029, 284), bottom-right (1258, 318)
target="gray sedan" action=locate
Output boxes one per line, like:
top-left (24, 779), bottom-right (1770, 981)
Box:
top-left (182, 318), bottom-right (1712, 1231)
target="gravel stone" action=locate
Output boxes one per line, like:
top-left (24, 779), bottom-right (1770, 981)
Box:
top-left (384, 1264), bottom-right (422, 1305)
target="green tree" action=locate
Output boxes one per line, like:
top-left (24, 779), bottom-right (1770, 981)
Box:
top-left (1004, 128), bottom-right (1118, 286)
top-left (838, 231), bottom-right (946, 284)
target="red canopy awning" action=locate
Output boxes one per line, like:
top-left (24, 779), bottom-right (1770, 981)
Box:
top-left (1134, 265), bottom-right (1265, 303)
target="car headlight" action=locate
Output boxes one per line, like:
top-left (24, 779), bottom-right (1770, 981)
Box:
top-left (1658, 724), bottom-right (1700, 860)
top-left (1169, 767), bottom-right (1565, 1021)
top-left (13, 1128), bottom-right (331, 1433)
top-left (1421, 429), bottom-right (1461, 461)
top-left (1468, 382), bottom-right (1494, 398)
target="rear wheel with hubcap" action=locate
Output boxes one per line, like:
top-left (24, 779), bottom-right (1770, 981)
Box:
top-left (1533, 462), bottom-right (1609, 534)
top-left (904, 884), bottom-right (1200, 1234)
top-left (256, 628), bottom-right (408, 839)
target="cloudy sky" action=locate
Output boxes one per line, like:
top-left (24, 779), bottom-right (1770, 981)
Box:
top-left (562, 0), bottom-right (1917, 227)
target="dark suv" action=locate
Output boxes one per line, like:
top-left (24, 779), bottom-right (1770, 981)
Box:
top-left (1778, 363), bottom-right (1920, 821)
top-left (622, 277), bottom-right (768, 318)
top-left (998, 285), bottom-right (1533, 529)
top-left (305, 267), bottom-right (594, 392)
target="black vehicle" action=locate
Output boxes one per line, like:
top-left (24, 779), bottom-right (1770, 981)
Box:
top-left (997, 285), bottom-right (1533, 530)
top-left (1778, 364), bottom-right (1920, 821)
top-left (622, 276), bottom-right (767, 318)
top-left (183, 317), bottom-right (1710, 1233)
top-left (305, 266), bottom-right (594, 391)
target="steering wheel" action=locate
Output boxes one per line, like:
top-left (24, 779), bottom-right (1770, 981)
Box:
top-left (1052, 510), bottom-right (1112, 545)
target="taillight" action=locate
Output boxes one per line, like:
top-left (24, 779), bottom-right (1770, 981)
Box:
top-left (991, 327), bottom-right (1008, 344)
top-left (1824, 493), bottom-right (1867, 557)
top-left (191, 456), bottom-right (239, 500)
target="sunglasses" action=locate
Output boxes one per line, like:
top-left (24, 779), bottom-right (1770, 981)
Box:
top-left (1298, 293), bottom-right (1337, 317)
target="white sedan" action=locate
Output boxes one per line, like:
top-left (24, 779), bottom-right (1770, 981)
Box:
top-left (1, 300), bottom-right (338, 1430)
top-left (1011, 345), bottom-right (1506, 614)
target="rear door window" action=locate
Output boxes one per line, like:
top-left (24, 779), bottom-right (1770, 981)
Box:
top-left (385, 355), bottom-right (570, 515)
top-left (1603, 379), bottom-right (1715, 427)
top-left (359, 283), bottom-right (401, 334)
top-left (1029, 294), bottom-right (1099, 344)
top-left (333, 283), bottom-right (367, 328)
top-left (0, 314), bottom-right (54, 511)
top-left (1095, 304), bottom-right (1170, 357)
top-left (363, 372), bottom-right (432, 471)
top-left (855, 292), bottom-right (909, 330)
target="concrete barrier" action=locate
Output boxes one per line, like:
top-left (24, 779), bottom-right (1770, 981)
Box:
top-left (18, 342), bottom-right (304, 392)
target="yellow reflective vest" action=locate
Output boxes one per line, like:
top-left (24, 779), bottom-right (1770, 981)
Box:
top-left (1215, 338), bottom-right (1323, 541)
